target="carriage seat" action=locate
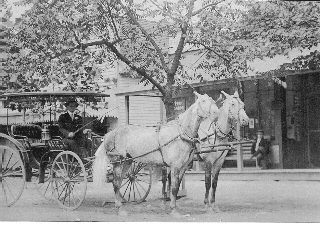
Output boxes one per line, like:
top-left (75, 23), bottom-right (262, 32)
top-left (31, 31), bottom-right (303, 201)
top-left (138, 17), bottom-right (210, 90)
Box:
top-left (10, 124), bottom-right (43, 150)
top-left (11, 124), bottom-right (42, 142)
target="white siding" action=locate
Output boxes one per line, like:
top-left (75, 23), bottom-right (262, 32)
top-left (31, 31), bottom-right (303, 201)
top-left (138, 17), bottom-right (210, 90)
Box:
top-left (129, 96), bottom-right (162, 126)
top-left (117, 75), bottom-right (149, 91)
top-left (116, 63), bottom-right (156, 94)
top-left (117, 95), bottom-right (164, 127)
top-left (101, 67), bottom-right (117, 79)
top-left (117, 96), bottom-right (127, 126)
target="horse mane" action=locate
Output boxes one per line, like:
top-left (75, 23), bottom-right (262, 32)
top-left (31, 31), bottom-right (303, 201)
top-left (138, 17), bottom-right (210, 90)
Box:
top-left (212, 95), bottom-right (232, 136)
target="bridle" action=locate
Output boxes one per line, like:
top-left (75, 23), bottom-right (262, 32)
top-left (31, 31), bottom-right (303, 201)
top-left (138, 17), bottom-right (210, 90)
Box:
top-left (213, 96), bottom-right (244, 141)
top-left (196, 97), bottom-right (217, 119)
top-left (176, 97), bottom-right (217, 144)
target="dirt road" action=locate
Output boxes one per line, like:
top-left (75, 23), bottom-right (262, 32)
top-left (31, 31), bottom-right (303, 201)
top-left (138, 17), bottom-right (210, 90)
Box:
top-left (1, 176), bottom-right (320, 222)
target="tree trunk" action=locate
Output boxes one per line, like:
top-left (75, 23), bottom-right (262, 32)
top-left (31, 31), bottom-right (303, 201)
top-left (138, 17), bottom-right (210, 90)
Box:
top-left (162, 76), bottom-right (176, 122)
top-left (162, 91), bottom-right (175, 122)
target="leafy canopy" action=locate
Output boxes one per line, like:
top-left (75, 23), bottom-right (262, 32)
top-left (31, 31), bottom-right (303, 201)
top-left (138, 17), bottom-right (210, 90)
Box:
top-left (4, 0), bottom-right (320, 95)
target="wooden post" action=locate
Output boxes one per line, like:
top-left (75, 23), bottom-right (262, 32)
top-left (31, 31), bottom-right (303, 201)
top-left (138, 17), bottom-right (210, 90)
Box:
top-left (195, 160), bottom-right (200, 171)
top-left (236, 123), bottom-right (244, 171)
top-left (125, 96), bottom-right (129, 125)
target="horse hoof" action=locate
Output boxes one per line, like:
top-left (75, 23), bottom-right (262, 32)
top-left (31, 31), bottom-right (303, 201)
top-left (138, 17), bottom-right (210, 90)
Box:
top-left (118, 208), bottom-right (129, 217)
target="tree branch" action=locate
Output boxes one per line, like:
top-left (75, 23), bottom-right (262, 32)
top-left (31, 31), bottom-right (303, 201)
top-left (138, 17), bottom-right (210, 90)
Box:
top-left (117, 0), bottom-right (170, 75)
top-left (148, 0), bottom-right (184, 24)
top-left (51, 17), bottom-right (81, 46)
top-left (170, 28), bottom-right (187, 76)
top-left (50, 38), bottom-right (166, 96)
top-left (187, 41), bottom-right (231, 64)
top-left (169, 0), bottom-right (196, 76)
top-left (98, 1), bottom-right (121, 41)
top-left (104, 40), bottom-right (166, 96)
top-left (72, 30), bottom-right (81, 45)
top-left (191, 0), bottom-right (225, 16)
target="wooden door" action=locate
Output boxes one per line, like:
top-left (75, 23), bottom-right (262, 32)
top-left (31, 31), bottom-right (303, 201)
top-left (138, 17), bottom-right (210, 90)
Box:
top-left (308, 96), bottom-right (320, 167)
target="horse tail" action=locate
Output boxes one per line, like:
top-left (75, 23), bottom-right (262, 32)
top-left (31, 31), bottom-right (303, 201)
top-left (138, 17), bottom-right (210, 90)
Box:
top-left (93, 140), bottom-right (109, 187)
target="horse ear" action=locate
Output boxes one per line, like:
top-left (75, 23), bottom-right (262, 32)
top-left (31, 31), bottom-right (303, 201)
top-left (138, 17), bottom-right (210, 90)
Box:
top-left (234, 90), bottom-right (239, 98)
top-left (194, 91), bottom-right (202, 99)
top-left (216, 94), bottom-right (223, 102)
top-left (221, 91), bottom-right (230, 98)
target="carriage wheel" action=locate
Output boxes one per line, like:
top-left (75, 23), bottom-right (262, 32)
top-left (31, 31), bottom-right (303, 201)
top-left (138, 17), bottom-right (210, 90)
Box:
top-left (119, 162), bottom-right (152, 203)
top-left (0, 145), bottom-right (26, 207)
top-left (51, 151), bottom-right (87, 210)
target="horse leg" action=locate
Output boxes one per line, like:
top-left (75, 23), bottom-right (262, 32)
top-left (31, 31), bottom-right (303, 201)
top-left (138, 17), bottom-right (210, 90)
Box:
top-left (167, 170), bottom-right (171, 199)
top-left (168, 166), bottom-right (190, 217)
top-left (169, 167), bottom-right (181, 216)
top-left (112, 161), bottom-right (132, 216)
top-left (209, 152), bottom-right (228, 212)
top-left (203, 161), bottom-right (212, 209)
top-left (161, 167), bottom-right (168, 204)
top-left (209, 167), bottom-right (222, 212)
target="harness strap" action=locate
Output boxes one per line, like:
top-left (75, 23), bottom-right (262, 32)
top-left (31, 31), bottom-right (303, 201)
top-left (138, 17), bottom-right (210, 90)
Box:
top-left (180, 133), bottom-right (199, 145)
top-left (108, 120), bottom-right (200, 165)
top-left (158, 134), bottom-right (169, 167)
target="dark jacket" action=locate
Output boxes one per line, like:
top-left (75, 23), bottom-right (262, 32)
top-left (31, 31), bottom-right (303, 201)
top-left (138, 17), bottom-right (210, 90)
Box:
top-left (251, 138), bottom-right (270, 157)
top-left (58, 112), bottom-right (83, 140)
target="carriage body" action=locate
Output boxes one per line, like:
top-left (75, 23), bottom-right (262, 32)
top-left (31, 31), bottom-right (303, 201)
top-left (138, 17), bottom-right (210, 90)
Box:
top-left (1, 91), bottom-right (152, 210)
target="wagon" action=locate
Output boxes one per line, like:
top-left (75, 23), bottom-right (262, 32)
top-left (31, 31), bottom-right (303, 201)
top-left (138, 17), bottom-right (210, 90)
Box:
top-left (0, 91), bottom-right (153, 209)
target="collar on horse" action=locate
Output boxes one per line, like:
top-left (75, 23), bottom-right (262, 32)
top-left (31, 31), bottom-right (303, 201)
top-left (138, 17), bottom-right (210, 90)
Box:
top-left (215, 122), bottom-right (236, 140)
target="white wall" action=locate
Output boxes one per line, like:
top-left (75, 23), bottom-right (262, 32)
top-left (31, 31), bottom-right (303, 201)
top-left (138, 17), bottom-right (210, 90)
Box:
top-left (116, 95), bottom-right (164, 127)
top-left (128, 96), bottom-right (163, 126)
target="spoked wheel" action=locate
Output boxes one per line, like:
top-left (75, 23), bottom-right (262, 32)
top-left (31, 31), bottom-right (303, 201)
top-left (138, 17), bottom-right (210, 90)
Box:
top-left (51, 151), bottom-right (87, 210)
top-left (0, 145), bottom-right (26, 207)
top-left (119, 162), bottom-right (152, 203)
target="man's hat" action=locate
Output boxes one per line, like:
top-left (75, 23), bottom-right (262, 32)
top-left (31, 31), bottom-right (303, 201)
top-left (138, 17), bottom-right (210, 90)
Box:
top-left (257, 129), bottom-right (264, 134)
top-left (65, 98), bottom-right (79, 107)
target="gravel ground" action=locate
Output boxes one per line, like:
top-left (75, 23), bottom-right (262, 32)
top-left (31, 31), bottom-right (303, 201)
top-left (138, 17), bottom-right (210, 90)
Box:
top-left (1, 175), bottom-right (320, 222)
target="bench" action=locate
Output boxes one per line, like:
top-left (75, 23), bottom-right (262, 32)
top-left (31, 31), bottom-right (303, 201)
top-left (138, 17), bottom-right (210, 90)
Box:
top-left (10, 124), bottom-right (42, 143)
top-left (10, 123), bottom-right (65, 154)
top-left (225, 141), bottom-right (258, 168)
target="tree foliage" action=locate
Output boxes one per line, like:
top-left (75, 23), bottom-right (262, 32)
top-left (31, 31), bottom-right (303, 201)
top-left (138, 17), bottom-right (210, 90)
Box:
top-left (4, 0), bottom-right (320, 118)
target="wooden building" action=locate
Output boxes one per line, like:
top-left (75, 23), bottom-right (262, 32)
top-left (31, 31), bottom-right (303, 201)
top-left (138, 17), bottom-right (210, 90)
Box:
top-left (114, 68), bottom-right (320, 170)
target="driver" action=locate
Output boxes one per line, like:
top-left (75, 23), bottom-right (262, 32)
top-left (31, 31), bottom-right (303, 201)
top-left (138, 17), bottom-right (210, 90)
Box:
top-left (58, 99), bottom-right (89, 157)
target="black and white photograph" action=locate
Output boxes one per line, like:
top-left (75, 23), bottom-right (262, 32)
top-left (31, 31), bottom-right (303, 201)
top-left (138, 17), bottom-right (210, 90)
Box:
top-left (0, 0), bottom-right (320, 222)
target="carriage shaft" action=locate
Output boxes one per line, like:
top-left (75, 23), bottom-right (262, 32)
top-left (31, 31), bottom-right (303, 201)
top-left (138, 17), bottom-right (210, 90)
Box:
top-left (196, 140), bottom-right (253, 154)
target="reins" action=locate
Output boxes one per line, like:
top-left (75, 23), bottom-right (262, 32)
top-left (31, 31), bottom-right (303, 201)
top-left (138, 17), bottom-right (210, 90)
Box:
top-left (195, 96), bottom-right (243, 159)
top-left (109, 101), bottom-right (209, 165)
top-left (74, 106), bottom-right (120, 134)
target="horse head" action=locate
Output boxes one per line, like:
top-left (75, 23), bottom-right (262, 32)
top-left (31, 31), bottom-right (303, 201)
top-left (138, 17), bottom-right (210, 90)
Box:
top-left (221, 90), bottom-right (249, 126)
top-left (194, 91), bottom-right (219, 121)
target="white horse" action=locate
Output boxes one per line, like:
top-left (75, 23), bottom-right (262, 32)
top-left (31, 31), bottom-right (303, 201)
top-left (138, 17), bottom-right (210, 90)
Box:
top-left (93, 92), bottom-right (219, 216)
top-left (198, 90), bottom-right (249, 212)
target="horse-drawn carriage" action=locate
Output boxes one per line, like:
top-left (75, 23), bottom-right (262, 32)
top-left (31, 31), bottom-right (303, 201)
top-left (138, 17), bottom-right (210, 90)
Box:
top-left (0, 91), bottom-right (152, 210)
top-left (1, 90), bottom-right (251, 215)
